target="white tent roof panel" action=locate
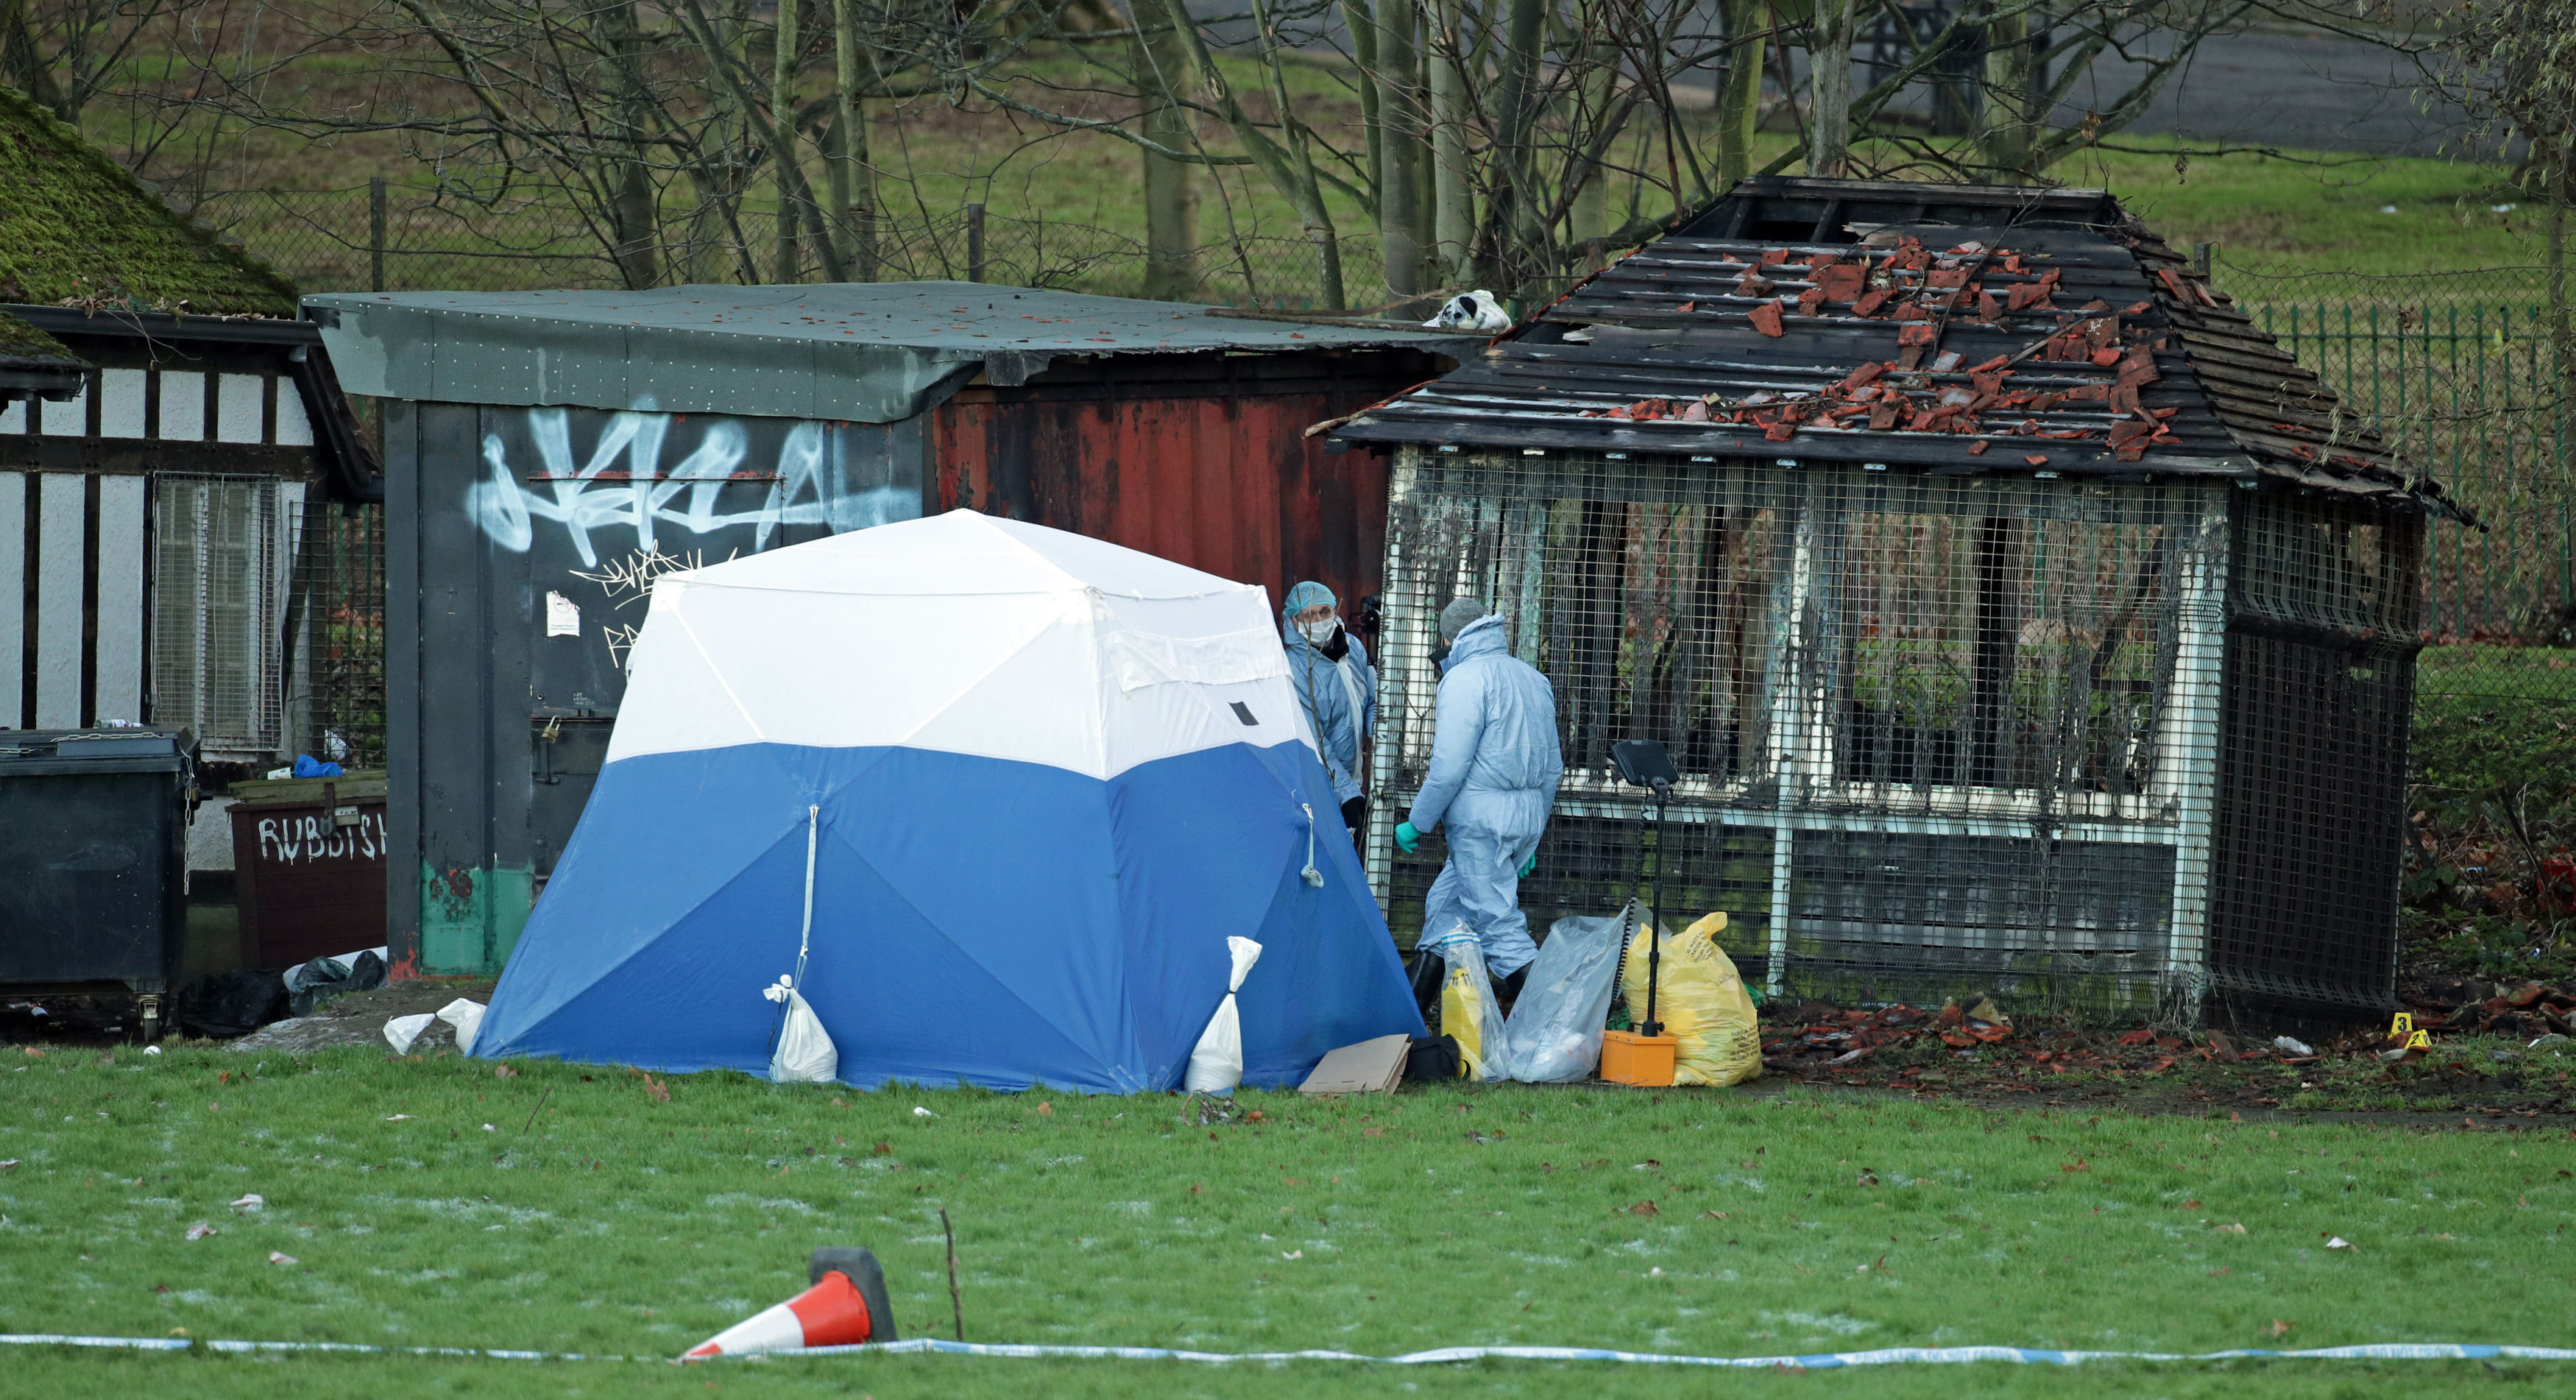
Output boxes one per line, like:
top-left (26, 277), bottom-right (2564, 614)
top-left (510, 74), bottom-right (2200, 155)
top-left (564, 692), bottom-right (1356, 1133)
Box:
top-left (606, 511), bottom-right (1314, 780)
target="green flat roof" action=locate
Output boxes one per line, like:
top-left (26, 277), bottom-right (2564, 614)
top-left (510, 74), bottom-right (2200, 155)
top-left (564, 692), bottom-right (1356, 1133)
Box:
top-left (305, 282), bottom-right (1472, 423)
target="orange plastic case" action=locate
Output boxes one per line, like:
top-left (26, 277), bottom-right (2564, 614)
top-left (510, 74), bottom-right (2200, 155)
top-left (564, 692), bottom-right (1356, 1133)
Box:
top-left (1598, 1030), bottom-right (1678, 1086)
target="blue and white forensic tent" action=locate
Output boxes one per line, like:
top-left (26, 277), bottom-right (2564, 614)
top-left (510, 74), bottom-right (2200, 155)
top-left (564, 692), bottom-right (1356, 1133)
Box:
top-left (472, 510), bottom-right (1423, 1092)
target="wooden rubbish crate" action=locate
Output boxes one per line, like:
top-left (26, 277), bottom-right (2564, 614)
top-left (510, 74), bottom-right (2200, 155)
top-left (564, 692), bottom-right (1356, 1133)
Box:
top-left (229, 771), bottom-right (389, 969)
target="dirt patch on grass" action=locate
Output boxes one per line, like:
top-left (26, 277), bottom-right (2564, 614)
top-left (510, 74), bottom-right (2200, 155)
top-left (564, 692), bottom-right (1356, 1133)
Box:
top-left (224, 978), bottom-right (498, 1055)
top-left (1753, 998), bottom-right (2576, 1123)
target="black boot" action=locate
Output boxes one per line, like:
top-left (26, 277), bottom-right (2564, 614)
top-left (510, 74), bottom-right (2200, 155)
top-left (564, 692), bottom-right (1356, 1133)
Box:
top-left (1406, 947), bottom-right (1444, 1018)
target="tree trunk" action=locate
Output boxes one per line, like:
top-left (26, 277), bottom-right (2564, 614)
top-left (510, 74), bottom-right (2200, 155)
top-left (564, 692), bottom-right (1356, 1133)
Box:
top-left (1373, 0), bottom-right (1423, 297)
top-left (772, 0), bottom-right (803, 281)
top-left (2551, 156), bottom-right (2572, 520)
top-left (1495, 0), bottom-right (1549, 261)
top-left (0, 0), bottom-right (69, 120)
top-left (1340, 0), bottom-right (1383, 220)
top-left (1253, 0), bottom-right (1343, 307)
top-left (1142, 0), bottom-right (1342, 306)
top-left (1427, 0), bottom-right (1472, 286)
top-left (682, 158), bottom-right (759, 286)
top-left (1135, 13), bottom-right (1199, 300)
top-left (829, 0), bottom-right (876, 280)
top-left (762, 0), bottom-right (845, 280)
top-left (1805, 0), bottom-right (1856, 177)
top-left (1980, 7), bottom-right (2039, 182)
top-left (1716, 0), bottom-right (1768, 191)
top-left (609, 160), bottom-right (662, 289)
top-left (604, 0), bottom-right (662, 289)
top-left (1568, 33), bottom-right (1616, 264)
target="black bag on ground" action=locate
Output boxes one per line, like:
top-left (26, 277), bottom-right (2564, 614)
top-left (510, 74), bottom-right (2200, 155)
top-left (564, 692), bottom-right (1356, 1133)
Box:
top-left (1403, 1034), bottom-right (1463, 1083)
top-left (174, 969), bottom-right (289, 1039)
top-left (286, 949), bottom-right (387, 1017)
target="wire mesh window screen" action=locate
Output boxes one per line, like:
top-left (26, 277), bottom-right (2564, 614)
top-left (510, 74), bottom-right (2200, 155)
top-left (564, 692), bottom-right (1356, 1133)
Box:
top-left (1827, 484), bottom-right (2188, 817)
top-left (291, 499), bottom-right (386, 767)
top-left (2208, 493), bottom-right (2423, 1010)
top-left (1373, 449), bottom-right (2227, 1011)
top-left (2229, 489), bottom-right (2422, 640)
top-left (1379, 454), bottom-right (2202, 815)
top-left (1377, 453), bottom-right (1788, 801)
top-left (151, 475), bottom-right (283, 757)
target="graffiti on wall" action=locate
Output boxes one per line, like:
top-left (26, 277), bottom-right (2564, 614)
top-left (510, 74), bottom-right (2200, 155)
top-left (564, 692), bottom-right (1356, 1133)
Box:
top-left (465, 408), bottom-right (914, 566)
top-left (255, 810), bottom-right (392, 865)
top-left (568, 545), bottom-right (709, 670)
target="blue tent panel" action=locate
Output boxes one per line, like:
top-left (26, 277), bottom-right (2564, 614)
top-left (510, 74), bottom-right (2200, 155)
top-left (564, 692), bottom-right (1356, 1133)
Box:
top-left (475, 738), bottom-right (1421, 1092)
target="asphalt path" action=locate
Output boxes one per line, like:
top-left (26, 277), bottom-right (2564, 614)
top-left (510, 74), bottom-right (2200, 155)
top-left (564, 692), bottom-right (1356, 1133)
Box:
top-left (2048, 26), bottom-right (2480, 158)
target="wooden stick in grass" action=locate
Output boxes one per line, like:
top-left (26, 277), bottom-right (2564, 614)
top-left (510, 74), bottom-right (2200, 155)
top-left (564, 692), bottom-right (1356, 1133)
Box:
top-left (941, 1208), bottom-right (963, 1341)
top-left (519, 1086), bottom-right (552, 1136)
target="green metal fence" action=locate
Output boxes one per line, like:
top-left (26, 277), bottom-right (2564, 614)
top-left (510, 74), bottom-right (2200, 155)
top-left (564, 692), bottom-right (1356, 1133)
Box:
top-left (2219, 266), bottom-right (2576, 938)
top-left (2244, 294), bottom-right (2572, 644)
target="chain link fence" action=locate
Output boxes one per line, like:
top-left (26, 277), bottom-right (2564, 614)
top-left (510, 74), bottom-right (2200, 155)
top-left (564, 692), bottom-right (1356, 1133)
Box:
top-left (193, 183), bottom-right (1381, 311)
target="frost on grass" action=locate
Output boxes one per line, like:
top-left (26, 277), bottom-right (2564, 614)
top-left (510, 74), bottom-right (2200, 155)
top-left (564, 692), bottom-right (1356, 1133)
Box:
top-left (702, 1193), bottom-right (819, 1215)
top-left (361, 1195), bottom-right (554, 1226)
top-left (1755, 1309), bottom-right (1875, 1338)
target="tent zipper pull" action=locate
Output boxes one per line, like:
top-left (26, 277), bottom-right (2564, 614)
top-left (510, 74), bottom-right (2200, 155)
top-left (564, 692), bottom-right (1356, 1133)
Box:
top-left (1300, 804), bottom-right (1324, 888)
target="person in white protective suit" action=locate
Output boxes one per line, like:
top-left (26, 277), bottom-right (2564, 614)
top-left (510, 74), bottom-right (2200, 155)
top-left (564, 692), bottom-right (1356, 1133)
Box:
top-left (1395, 598), bottom-right (1563, 990)
top-left (1281, 580), bottom-right (1376, 848)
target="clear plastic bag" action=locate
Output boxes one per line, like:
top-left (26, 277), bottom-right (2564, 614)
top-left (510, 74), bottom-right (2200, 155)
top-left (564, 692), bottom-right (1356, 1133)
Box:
top-left (764, 977), bottom-right (839, 1083)
top-left (1504, 905), bottom-right (1632, 1083)
top-left (1434, 930), bottom-right (1510, 1082)
top-left (1185, 936), bottom-right (1264, 1093)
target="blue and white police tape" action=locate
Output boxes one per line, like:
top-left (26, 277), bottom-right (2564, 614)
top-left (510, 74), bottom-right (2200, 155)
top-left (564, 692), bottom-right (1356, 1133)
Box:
top-left (8, 1332), bottom-right (2576, 1367)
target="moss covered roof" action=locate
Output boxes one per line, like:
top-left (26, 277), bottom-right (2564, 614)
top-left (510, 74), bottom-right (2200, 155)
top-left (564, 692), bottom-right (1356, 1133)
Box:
top-left (0, 83), bottom-right (297, 316)
top-left (0, 308), bottom-right (85, 371)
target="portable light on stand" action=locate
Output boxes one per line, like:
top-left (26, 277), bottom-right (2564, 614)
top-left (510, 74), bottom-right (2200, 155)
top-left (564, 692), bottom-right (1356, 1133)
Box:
top-left (1599, 739), bottom-right (1680, 1087)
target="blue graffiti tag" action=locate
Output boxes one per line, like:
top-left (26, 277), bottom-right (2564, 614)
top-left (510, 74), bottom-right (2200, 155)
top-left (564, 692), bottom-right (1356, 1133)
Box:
top-left (467, 409), bottom-right (868, 566)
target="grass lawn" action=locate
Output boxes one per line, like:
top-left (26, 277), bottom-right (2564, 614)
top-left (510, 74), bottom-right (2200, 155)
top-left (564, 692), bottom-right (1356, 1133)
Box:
top-left (4, 1044), bottom-right (2572, 1397)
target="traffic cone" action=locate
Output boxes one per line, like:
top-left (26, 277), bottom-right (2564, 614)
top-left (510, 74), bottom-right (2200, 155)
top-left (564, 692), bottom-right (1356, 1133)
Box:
top-left (682, 1248), bottom-right (896, 1358)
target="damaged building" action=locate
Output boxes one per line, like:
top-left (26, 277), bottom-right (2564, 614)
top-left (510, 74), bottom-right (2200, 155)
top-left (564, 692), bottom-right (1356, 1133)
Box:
top-left (1331, 176), bottom-right (2457, 1021)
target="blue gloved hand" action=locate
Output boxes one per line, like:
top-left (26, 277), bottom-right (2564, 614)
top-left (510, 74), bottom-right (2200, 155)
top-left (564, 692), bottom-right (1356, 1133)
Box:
top-left (1395, 821), bottom-right (1421, 854)
top-left (1520, 852), bottom-right (1538, 877)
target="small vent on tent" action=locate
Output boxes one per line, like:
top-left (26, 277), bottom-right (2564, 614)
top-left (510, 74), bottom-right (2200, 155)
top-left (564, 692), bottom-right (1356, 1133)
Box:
top-left (1230, 702), bottom-right (1259, 726)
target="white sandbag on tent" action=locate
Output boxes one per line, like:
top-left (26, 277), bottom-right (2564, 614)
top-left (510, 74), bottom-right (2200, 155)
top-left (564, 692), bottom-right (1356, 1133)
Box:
top-left (1184, 937), bottom-right (1263, 1093)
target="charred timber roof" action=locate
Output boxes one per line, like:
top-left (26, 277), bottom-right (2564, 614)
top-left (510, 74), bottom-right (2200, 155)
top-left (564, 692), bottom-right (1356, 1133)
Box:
top-left (1331, 177), bottom-right (2460, 520)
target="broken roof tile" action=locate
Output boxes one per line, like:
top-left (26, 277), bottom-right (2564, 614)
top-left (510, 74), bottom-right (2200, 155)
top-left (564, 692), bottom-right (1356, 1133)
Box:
top-left (1331, 176), bottom-right (2456, 518)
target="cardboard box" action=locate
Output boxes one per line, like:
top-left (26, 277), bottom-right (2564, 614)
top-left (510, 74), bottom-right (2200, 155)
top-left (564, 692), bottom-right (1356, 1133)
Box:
top-left (1298, 1033), bottom-right (1409, 1094)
